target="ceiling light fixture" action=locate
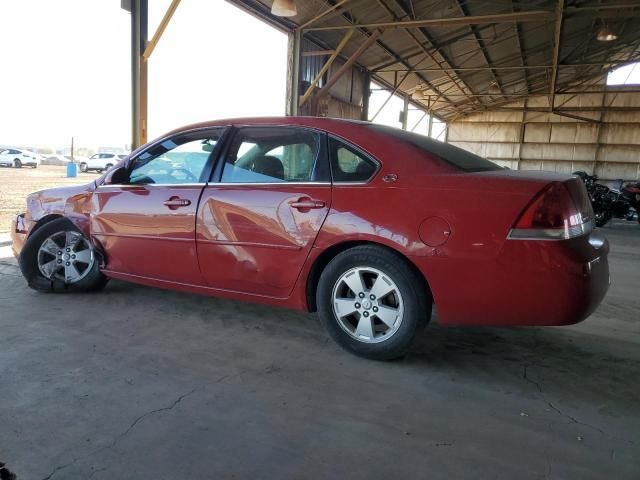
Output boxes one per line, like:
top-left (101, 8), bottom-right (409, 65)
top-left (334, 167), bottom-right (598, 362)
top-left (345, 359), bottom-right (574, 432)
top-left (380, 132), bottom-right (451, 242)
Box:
top-left (597, 25), bottom-right (617, 42)
top-left (271, 0), bottom-right (297, 17)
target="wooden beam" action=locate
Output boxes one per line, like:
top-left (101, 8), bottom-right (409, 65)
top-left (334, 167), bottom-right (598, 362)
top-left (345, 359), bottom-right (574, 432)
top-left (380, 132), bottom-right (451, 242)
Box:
top-left (551, 111), bottom-right (602, 124)
top-left (299, 30), bottom-right (354, 107)
top-left (298, 0), bottom-right (350, 30)
top-left (482, 106), bottom-right (640, 112)
top-left (302, 50), bottom-right (336, 57)
top-left (376, 60), bottom-right (640, 73)
top-left (549, 0), bottom-right (565, 111)
top-left (316, 30), bottom-right (383, 101)
top-left (303, 10), bottom-right (555, 32)
top-left (143, 0), bottom-right (181, 60)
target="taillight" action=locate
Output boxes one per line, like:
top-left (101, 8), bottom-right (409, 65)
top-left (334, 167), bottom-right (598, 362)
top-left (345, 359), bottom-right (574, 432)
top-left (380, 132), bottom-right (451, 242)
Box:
top-left (508, 181), bottom-right (593, 240)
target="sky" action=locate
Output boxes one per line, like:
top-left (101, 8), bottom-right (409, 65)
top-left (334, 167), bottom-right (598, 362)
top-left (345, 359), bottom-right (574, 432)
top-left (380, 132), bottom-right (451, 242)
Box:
top-left (0, 0), bottom-right (287, 149)
top-left (0, 0), bottom-right (637, 150)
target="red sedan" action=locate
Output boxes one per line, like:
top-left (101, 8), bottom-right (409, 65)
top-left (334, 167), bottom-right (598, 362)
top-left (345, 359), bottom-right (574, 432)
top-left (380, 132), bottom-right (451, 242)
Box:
top-left (11, 117), bottom-right (609, 359)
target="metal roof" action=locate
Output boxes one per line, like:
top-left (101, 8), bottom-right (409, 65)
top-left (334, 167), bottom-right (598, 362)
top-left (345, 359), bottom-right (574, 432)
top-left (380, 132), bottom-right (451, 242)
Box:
top-left (229, 0), bottom-right (640, 120)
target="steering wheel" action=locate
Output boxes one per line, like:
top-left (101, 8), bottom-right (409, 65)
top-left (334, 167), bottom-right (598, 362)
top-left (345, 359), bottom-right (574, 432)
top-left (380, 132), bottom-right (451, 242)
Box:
top-left (168, 168), bottom-right (198, 182)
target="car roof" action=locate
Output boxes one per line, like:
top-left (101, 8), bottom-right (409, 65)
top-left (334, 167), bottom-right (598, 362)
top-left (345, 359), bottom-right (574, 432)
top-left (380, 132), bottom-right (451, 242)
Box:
top-left (167, 116), bottom-right (370, 136)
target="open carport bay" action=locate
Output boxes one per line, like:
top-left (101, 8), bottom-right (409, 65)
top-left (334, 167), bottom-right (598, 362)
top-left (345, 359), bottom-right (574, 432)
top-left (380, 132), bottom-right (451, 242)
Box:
top-left (0, 223), bottom-right (638, 480)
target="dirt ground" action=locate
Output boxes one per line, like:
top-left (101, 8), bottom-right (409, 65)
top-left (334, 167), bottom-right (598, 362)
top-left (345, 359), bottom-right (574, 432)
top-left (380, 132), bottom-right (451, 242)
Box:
top-left (0, 165), bottom-right (98, 233)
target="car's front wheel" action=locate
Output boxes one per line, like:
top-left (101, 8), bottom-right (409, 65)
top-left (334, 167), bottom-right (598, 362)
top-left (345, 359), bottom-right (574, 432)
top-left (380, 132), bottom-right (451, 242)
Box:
top-left (19, 218), bottom-right (108, 293)
top-left (317, 245), bottom-right (431, 360)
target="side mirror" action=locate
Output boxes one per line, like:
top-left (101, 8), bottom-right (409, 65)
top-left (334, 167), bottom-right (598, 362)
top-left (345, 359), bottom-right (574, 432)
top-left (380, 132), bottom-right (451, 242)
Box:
top-left (104, 166), bottom-right (129, 185)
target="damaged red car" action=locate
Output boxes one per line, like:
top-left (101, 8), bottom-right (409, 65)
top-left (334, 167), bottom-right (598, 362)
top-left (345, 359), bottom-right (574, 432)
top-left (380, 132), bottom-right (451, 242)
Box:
top-left (11, 117), bottom-right (610, 359)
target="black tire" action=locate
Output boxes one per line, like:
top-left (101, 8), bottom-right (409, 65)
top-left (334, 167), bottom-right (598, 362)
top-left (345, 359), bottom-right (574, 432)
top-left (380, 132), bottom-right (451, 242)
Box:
top-left (14, 159), bottom-right (22, 168)
top-left (79, 162), bottom-right (88, 172)
top-left (105, 163), bottom-right (113, 171)
top-left (316, 245), bottom-right (431, 360)
top-left (19, 217), bottom-right (109, 293)
top-left (595, 212), bottom-right (610, 228)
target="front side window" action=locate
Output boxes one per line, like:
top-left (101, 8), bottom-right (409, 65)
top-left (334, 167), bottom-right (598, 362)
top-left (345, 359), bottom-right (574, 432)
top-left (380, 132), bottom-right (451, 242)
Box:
top-left (221, 127), bottom-right (321, 183)
top-left (128, 130), bottom-right (223, 185)
top-left (329, 138), bottom-right (378, 183)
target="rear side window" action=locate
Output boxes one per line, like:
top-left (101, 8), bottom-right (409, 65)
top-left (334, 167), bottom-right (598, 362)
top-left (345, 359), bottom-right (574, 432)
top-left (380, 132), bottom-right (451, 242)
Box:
top-left (329, 138), bottom-right (377, 183)
top-left (367, 124), bottom-right (501, 173)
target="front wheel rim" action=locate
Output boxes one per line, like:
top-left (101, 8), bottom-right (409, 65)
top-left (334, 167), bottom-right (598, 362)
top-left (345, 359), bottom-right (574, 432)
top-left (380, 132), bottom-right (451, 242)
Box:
top-left (331, 267), bottom-right (404, 344)
top-left (37, 231), bottom-right (95, 284)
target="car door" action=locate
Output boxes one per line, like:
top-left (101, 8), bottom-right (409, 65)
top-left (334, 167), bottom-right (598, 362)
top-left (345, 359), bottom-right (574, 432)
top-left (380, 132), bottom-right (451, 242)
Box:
top-left (196, 126), bottom-right (332, 298)
top-left (91, 127), bottom-right (226, 284)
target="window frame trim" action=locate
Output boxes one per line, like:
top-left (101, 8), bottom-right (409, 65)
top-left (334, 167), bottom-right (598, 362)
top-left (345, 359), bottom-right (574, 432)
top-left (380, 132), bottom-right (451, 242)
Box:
top-left (327, 134), bottom-right (381, 186)
top-left (119, 126), bottom-right (231, 187)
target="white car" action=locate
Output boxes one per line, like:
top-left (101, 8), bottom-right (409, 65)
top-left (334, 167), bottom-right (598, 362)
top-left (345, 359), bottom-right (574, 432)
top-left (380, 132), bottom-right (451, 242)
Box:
top-left (0, 148), bottom-right (41, 168)
top-left (79, 153), bottom-right (127, 173)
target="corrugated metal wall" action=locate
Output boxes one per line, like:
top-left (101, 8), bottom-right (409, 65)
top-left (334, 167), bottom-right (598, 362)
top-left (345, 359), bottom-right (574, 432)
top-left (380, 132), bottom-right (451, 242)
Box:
top-left (448, 84), bottom-right (640, 181)
top-left (299, 39), bottom-right (366, 120)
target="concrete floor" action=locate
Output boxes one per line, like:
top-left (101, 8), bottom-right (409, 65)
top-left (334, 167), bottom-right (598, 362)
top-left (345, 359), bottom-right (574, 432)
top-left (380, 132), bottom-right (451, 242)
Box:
top-left (0, 223), bottom-right (638, 480)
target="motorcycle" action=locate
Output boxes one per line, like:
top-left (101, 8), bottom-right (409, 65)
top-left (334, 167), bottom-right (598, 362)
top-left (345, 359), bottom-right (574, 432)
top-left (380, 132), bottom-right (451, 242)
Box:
top-left (619, 180), bottom-right (640, 223)
top-left (572, 172), bottom-right (638, 227)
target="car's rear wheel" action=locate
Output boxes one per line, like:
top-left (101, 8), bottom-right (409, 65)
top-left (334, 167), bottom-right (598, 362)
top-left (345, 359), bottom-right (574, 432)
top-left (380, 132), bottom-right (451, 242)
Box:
top-left (316, 245), bottom-right (431, 360)
top-left (105, 163), bottom-right (113, 171)
top-left (14, 159), bottom-right (22, 168)
top-left (19, 218), bottom-right (108, 293)
top-left (79, 162), bottom-right (88, 172)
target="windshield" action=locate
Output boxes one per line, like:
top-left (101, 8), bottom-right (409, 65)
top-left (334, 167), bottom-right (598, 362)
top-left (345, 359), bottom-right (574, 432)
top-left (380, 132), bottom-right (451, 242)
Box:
top-left (367, 124), bottom-right (501, 173)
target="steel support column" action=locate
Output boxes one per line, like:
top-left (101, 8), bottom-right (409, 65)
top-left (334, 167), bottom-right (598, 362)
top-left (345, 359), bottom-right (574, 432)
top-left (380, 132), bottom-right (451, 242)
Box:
top-left (401, 94), bottom-right (409, 130)
top-left (130, 0), bottom-right (148, 148)
top-left (361, 71), bottom-right (371, 121)
top-left (286, 30), bottom-right (301, 116)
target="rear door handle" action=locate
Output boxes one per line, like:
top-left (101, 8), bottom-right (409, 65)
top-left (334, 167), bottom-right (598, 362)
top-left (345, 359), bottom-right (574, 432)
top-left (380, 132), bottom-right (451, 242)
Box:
top-left (289, 198), bottom-right (326, 210)
top-left (164, 197), bottom-right (191, 209)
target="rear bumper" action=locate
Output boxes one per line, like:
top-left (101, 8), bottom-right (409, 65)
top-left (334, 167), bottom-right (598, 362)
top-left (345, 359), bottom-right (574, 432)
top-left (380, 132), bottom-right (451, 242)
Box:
top-left (414, 231), bottom-right (610, 326)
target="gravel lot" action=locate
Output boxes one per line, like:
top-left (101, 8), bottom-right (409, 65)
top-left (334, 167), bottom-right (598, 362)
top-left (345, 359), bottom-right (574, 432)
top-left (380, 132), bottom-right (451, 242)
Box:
top-left (0, 165), bottom-right (97, 233)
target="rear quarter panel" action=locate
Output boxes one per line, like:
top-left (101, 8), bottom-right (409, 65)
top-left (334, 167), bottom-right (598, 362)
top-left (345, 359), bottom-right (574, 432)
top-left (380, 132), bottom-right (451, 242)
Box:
top-left (312, 172), bottom-right (555, 325)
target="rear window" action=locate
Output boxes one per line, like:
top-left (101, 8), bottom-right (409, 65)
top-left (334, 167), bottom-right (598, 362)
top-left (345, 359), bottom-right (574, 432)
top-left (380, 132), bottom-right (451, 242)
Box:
top-left (368, 124), bottom-right (501, 173)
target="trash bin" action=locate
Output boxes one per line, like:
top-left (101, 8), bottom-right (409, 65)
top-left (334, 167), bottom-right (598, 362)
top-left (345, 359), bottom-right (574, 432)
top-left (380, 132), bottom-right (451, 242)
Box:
top-left (66, 162), bottom-right (77, 178)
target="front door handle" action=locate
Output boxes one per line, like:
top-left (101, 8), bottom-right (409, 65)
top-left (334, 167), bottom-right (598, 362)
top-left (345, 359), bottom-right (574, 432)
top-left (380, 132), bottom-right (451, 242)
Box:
top-left (289, 198), bottom-right (326, 211)
top-left (164, 197), bottom-right (191, 209)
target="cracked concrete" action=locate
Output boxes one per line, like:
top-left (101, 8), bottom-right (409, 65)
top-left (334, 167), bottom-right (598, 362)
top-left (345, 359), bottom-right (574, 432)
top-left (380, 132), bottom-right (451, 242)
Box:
top-left (0, 221), bottom-right (639, 479)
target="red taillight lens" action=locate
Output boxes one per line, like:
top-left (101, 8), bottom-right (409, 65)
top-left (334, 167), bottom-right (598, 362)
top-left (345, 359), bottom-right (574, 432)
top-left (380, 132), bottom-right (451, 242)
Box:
top-left (509, 181), bottom-right (593, 240)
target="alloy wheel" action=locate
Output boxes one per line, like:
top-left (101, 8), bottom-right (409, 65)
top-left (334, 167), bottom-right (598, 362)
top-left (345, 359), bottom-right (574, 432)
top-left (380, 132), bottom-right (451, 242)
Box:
top-left (37, 231), bottom-right (95, 284)
top-left (331, 266), bottom-right (404, 343)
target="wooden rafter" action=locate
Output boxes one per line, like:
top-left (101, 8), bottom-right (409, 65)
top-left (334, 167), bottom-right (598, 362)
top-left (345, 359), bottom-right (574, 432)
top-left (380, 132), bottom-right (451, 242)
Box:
top-left (302, 11), bottom-right (556, 32)
top-left (548, 0), bottom-right (565, 111)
